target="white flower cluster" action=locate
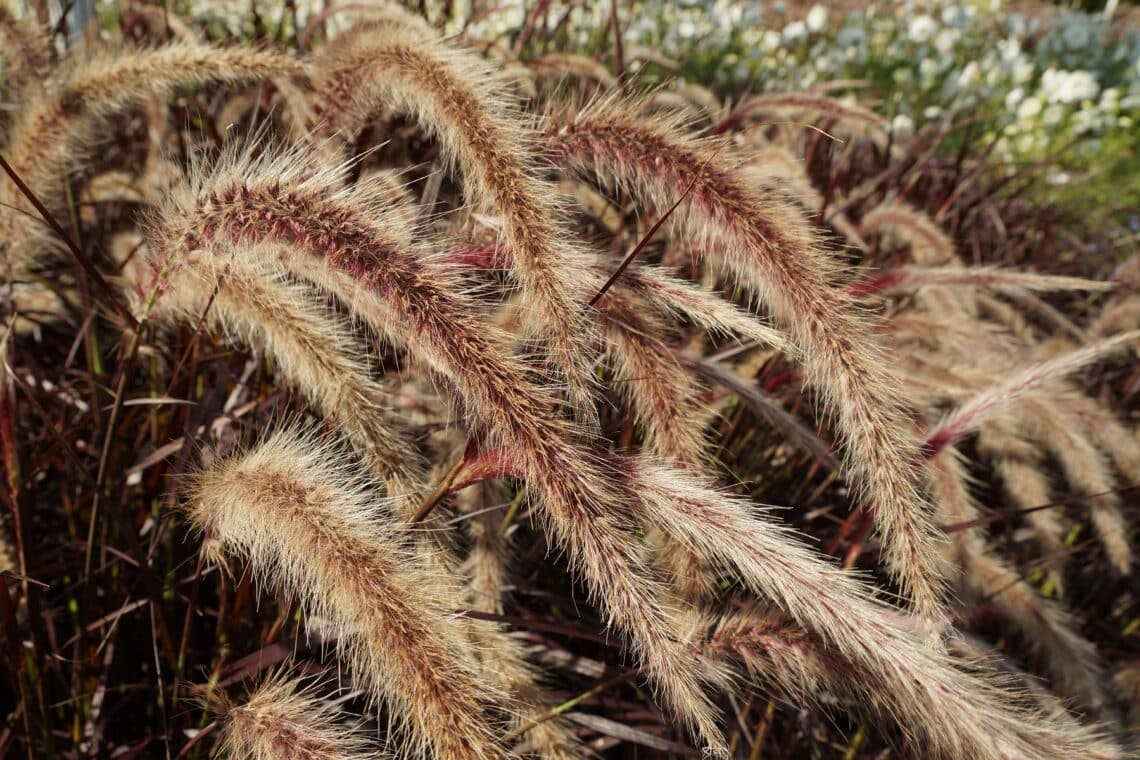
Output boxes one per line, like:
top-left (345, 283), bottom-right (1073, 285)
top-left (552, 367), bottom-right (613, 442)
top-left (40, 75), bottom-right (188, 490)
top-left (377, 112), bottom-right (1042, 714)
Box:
top-left (1040, 68), bottom-right (1100, 104)
top-left (529, 0), bottom-right (1138, 175)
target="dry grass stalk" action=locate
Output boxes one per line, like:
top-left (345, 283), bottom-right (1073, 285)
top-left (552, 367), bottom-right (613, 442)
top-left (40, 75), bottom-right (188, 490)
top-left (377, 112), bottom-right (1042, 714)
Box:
top-left (0, 324), bottom-right (16, 576)
top-left (679, 351), bottom-right (840, 470)
top-left (187, 428), bottom-right (509, 760)
top-left (218, 672), bottom-right (382, 760)
top-left (548, 97), bottom-right (947, 617)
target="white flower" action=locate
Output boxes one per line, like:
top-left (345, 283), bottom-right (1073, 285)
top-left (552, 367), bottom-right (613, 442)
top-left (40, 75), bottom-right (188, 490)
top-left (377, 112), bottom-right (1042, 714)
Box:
top-left (907, 14), bottom-right (938, 43)
top-left (924, 105), bottom-right (944, 119)
top-left (919, 57), bottom-right (942, 88)
top-left (713, 1), bottom-right (744, 26)
top-left (934, 28), bottom-right (960, 55)
top-left (1017, 96), bottom-right (1044, 123)
top-left (677, 20), bottom-right (697, 39)
top-left (1005, 87), bottom-right (1025, 110)
top-left (941, 5), bottom-right (968, 27)
top-left (997, 36), bottom-right (1021, 63)
top-left (1041, 68), bottom-right (1100, 104)
top-left (1046, 171), bottom-right (1072, 186)
top-left (1015, 132), bottom-right (1041, 154)
top-left (783, 20), bottom-right (807, 42)
top-left (1070, 107), bottom-right (1103, 134)
top-left (806, 5), bottom-right (828, 32)
top-left (891, 113), bottom-right (915, 136)
top-left (1009, 55), bottom-right (1034, 85)
top-left (956, 61), bottom-right (980, 89)
top-left (1042, 103), bottom-right (1066, 127)
top-left (761, 30), bottom-right (782, 52)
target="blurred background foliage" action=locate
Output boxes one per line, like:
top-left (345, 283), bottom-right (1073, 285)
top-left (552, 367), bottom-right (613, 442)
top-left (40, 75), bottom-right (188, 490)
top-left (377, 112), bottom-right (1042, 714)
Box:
top-left (437, 0), bottom-right (1139, 263)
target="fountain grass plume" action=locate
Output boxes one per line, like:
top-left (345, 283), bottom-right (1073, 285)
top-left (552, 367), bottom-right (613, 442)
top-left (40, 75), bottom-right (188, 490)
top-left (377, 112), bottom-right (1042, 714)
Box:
top-left (148, 140), bottom-right (1077, 757)
top-left (187, 428), bottom-right (510, 759)
top-left (129, 246), bottom-right (427, 510)
top-left (596, 290), bottom-right (713, 466)
top-left (860, 203), bottom-right (960, 265)
top-left (695, 600), bottom-right (1122, 759)
top-left (218, 671), bottom-right (383, 760)
top-left (1, 42), bottom-right (302, 276)
top-left (547, 95), bottom-right (948, 618)
top-left (0, 2), bottom-right (52, 117)
top-left (926, 447), bottom-right (1114, 719)
top-left (922, 331), bottom-right (1139, 460)
top-left (715, 91), bottom-right (891, 146)
top-left (1019, 396), bottom-right (1133, 575)
top-left (310, 12), bottom-right (601, 420)
top-left (977, 419), bottom-right (1068, 592)
top-left (851, 266), bottom-right (1115, 300)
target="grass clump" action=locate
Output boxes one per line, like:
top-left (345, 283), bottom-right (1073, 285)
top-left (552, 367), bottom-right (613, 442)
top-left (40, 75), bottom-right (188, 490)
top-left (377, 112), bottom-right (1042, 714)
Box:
top-left (0, 2), bottom-right (1136, 758)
